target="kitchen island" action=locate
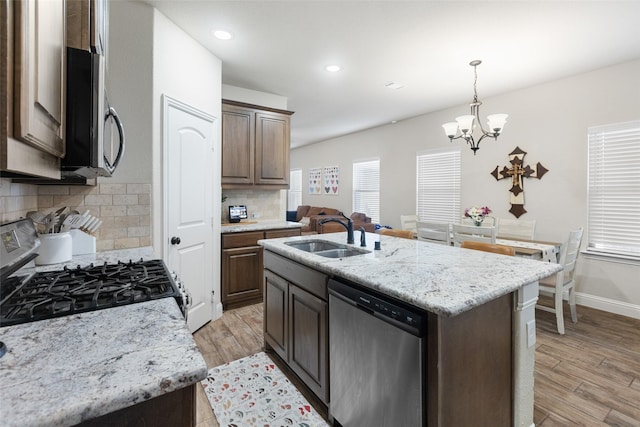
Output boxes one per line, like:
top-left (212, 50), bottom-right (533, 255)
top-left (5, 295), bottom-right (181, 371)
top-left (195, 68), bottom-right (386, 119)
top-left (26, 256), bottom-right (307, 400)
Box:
top-left (0, 248), bottom-right (208, 427)
top-left (259, 231), bottom-right (562, 427)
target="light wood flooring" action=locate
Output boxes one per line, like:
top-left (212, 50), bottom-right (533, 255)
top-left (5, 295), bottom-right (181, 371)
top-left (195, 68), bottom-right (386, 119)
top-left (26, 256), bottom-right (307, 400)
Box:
top-left (192, 301), bottom-right (640, 427)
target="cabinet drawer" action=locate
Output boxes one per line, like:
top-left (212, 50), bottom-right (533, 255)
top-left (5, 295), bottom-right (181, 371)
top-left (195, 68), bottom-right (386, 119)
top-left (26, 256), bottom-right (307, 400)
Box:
top-left (265, 228), bottom-right (301, 239)
top-left (264, 251), bottom-right (328, 300)
top-left (222, 231), bottom-right (264, 249)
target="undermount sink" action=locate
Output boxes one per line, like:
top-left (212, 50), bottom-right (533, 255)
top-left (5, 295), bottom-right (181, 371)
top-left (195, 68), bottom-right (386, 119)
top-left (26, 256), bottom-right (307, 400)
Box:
top-left (285, 240), bottom-right (370, 258)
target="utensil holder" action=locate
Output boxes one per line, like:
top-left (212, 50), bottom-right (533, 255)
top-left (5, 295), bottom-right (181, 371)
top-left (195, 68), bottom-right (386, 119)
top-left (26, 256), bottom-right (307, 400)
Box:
top-left (70, 229), bottom-right (97, 255)
top-left (36, 232), bottom-right (72, 265)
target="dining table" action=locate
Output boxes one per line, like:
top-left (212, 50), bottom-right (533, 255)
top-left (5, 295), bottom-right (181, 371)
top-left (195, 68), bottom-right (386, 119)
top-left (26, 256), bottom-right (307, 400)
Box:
top-left (496, 236), bottom-right (562, 263)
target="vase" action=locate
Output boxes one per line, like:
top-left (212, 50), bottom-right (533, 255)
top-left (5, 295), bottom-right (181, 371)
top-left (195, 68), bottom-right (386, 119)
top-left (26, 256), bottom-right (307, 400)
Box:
top-left (473, 219), bottom-right (483, 227)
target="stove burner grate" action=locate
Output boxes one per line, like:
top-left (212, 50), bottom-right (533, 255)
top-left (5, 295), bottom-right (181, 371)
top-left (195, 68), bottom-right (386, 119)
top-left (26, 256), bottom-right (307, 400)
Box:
top-left (0, 259), bottom-right (180, 327)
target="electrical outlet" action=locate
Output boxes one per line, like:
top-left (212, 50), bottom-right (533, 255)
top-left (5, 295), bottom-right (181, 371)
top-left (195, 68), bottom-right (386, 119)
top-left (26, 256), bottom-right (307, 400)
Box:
top-left (526, 320), bottom-right (536, 347)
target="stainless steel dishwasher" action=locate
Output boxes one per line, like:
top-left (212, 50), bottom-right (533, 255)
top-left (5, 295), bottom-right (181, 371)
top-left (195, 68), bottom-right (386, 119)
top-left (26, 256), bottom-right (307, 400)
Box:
top-left (328, 278), bottom-right (427, 427)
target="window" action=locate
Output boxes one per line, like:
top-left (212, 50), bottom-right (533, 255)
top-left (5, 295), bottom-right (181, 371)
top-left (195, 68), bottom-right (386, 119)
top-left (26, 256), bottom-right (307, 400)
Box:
top-left (288, 169), bottom-right (302, 210)
top-left (587, 121), bottom-right (640, 259)
top-left (353, 159), bottom-right (380, 223)
top-left (416, 147), bottom-right (461, 223)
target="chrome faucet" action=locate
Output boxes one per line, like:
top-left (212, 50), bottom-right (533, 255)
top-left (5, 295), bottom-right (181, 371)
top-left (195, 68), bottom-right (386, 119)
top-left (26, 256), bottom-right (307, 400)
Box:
top-left (320, 213), bottom-right (354, 244)
top-left (359, 226), bottom-right (367, 247)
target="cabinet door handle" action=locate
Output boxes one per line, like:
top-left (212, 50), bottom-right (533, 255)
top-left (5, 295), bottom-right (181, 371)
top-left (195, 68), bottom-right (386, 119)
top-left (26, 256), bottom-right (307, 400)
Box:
top-left (171, 236), bottom-right (181, 245)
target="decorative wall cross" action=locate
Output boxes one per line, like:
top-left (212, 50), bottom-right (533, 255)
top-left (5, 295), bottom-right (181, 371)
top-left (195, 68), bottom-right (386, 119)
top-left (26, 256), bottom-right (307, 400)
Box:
top-left (490, 146), bottom-right (548, 218)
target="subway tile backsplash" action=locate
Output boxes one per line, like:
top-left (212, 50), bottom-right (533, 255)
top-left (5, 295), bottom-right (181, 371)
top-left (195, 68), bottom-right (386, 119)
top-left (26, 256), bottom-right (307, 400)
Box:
top-left (0, 179), bottom-right (151, 252)
top-left (222, 189), bottom-right (285, 223)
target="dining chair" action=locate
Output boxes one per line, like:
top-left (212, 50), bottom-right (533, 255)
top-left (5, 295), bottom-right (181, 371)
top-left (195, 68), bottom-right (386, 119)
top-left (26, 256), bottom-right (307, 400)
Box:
top-left (379, 228), bottom-right (415, 240)
top-left (451, 224), bottom-right (496, 246)
top-left (496, 218), bottom-right (536, 240)
top-left (415, 221), bottom-right (451, 245)
top-left (536, 227), bottom-right (584, 335)
top-left (400, 215), bottom-right (419, 232)
top-left (460, 240), bottom-right (516, 256)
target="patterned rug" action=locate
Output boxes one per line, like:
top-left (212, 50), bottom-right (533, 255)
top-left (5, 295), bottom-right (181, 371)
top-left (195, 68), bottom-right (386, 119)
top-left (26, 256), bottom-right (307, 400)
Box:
top-left (201, 352), bottom-right (329, 427)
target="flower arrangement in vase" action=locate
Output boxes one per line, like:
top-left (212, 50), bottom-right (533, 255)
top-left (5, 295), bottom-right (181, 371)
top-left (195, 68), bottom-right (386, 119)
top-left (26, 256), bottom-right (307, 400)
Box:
top-left (465, 206), bottom-right (492, 226)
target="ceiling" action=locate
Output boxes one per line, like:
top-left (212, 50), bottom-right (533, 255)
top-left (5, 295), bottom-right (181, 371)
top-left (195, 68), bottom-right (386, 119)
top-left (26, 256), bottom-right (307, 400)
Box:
top-left (143, 1), bottom-right (640, 148)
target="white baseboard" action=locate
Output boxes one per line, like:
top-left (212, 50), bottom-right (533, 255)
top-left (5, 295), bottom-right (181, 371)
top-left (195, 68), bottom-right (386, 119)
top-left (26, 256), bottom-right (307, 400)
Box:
top-left (575, 292), bottom-right (640, 320)
top-left (213, 302), bottom-right (224, 321)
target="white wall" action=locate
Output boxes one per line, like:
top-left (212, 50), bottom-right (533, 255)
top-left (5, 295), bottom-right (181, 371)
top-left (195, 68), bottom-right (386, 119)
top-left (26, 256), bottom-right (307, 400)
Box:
top-left (222, 84), bottom-right (287, 110)
top-left (291, 59), bottom-right (640, 318)
top-left (110, 2), bottom-right (223, 317)
top-left (151, 8), bottom-right (222, 248)
top-left (151, 8), bottom-right (222, 315)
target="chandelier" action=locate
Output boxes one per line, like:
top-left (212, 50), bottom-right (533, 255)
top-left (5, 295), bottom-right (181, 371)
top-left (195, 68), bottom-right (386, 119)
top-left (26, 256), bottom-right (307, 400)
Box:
top-left (442, 60), bottom-right (508, 155)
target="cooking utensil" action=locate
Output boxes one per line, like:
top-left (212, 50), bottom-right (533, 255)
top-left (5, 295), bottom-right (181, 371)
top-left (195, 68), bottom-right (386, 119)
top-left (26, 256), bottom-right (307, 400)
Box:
top-left (61, 214), bottom-right (89, 232)
top-left (87, 220), bottom-right (102, 234)
top-left (81, 217), bottom-right (98, 233)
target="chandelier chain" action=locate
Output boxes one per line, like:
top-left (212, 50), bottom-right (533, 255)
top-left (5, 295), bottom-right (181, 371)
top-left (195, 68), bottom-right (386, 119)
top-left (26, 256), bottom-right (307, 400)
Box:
top-left (473, 64), bottom-right (479, 103)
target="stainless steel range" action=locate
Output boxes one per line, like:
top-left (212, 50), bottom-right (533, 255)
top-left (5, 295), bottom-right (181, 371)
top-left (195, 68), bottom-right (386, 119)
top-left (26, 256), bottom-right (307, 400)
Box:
top-left (0, 219), bottom-right (189, 328)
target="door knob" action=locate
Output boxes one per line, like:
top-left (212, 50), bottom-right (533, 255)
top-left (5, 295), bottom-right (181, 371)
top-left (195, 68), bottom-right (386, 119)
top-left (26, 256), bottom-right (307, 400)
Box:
top-left (171, 236), bottom-right (181, 245)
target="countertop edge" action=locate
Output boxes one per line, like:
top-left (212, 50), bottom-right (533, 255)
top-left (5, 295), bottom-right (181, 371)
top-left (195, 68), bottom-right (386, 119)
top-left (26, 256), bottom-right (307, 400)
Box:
top-left (259, 233), bottom-right (562, 317)
top-left (0, 299), bottom-right (207, 427)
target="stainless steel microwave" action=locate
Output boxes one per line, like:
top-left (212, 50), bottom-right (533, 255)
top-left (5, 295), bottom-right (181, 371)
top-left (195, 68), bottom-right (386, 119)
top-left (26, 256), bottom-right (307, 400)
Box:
top-left (64, 47), bottom-right (125, 178)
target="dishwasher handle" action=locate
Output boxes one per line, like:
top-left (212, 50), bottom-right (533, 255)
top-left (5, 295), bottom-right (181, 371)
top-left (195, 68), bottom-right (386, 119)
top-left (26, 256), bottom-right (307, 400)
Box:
top-left (328, 279), bottom-right (426, 337)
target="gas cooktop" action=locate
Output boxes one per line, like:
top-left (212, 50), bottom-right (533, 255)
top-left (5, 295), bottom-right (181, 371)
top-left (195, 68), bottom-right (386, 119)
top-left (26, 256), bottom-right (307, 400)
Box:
top-left (1, 259), bottom-right (182, 327)
top-left (0, 219), bottom-right (187, 328)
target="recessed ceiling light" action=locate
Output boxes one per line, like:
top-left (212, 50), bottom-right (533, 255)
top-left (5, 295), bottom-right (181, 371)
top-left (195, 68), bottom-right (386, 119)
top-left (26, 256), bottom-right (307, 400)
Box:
top-left (325, 65), bottom-right (341, 73)
top-left (212, 30), bottom-right (233, 40)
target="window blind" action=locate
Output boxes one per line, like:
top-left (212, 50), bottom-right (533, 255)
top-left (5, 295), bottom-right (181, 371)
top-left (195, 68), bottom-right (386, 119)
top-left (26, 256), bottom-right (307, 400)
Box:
top-left (587, 121), bottom-right (640, 259)
top-left (353, 159), bottom-right (380, 223)
top-left (288, 169), bottom-right (302, 210)
top-left (416, 148), bottom-right (461, 223)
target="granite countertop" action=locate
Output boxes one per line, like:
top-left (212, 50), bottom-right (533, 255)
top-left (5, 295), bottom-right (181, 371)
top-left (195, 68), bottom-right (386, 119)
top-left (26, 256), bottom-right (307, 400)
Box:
top-left (0, 247), bottom-right (208, 427)
top-left (259, 232), bottom-right (562, 317)
top-left (28, 246), bottom-right (156, 274)
top-left (220, 220), bottom-right (302, 234)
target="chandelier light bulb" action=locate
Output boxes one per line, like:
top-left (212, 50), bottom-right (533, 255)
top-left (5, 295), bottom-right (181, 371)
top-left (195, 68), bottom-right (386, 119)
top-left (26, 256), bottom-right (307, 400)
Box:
top-left (442, 122), bottom-right (459, 138)
top-left (487, 114), bottom-right (508, 133)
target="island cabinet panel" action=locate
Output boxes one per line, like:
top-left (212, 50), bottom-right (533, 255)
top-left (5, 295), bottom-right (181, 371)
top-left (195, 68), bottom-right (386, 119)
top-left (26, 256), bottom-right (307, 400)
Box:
top-left (427, 293), bottom-right (513, 427)
top-left (288, 284), bottom-right (328, 403)
top-left (263, 250), bottom-right (329, 405)
top-left (221, 100), bottom-right (293, 189)
top-left (77, 384), bottom-right (196, 427)
top-left (221, 228), bottom-right (301, 310)
top-left (264, 270), bottom-right (288, 362)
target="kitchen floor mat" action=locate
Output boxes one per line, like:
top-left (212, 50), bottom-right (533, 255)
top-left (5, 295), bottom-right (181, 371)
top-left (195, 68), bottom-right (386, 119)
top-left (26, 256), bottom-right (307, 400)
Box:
top-left (201, 351), bottom-right (329, 427)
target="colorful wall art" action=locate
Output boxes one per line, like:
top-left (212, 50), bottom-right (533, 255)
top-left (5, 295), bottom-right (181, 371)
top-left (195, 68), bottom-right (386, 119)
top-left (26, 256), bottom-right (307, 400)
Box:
top-left (308, 168), bottom-right (322, 194)
top-left (323, 166), bottom-right (339, 195)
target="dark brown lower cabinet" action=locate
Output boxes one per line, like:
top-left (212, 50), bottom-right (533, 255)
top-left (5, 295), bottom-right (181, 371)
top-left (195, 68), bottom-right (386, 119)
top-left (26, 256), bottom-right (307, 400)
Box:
top-left (288, 284), bottom-right (327, 402)
top-left (222, 245), bottom-right (263, 309)
top-left (263, 251), bottom-right (329, 405)
top-left (263, 250), bottom-right (514, 425)
top-left (264, 270), bottom-right (288, 361)
top-left (77, 384), bottom-right (196, 427)
top-left (221, 228), bottom-right (300, 310)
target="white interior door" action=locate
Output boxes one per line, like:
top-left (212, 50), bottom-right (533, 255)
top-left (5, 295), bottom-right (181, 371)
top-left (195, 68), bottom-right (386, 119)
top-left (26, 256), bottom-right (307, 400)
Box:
top-left (163, 96), bottom-right (215, 332)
